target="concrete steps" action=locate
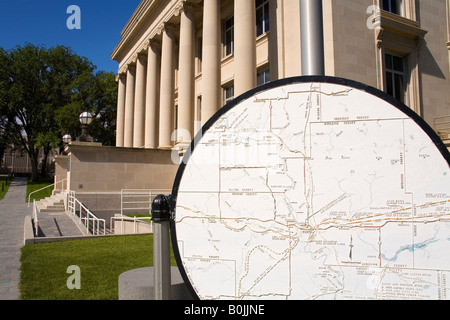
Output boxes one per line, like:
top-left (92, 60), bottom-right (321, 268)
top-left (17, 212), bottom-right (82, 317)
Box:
top-left (30, 193), bottom-right (87, 238)
top-left (36, 193), bottom-right (65, 213)
top-left (35, 194), bottom-right (113, 236)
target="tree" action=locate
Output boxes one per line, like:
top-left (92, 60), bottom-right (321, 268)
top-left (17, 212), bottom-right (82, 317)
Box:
top-left (0, 126), bottom-right (6, 168)
top-left (0, 44), bottom-right (95, 181)
top-left (0, 48), bottom-right (10, 167)
top-left (56, 71), bottom-right (118, 146)
top-left (89, 72), bottom-right (118, 146)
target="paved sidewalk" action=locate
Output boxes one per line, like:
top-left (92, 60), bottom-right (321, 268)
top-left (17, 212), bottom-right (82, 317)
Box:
top-left (0, 177), bottom-right (88, 300)
top-left (0, 177), bottom-right (29, 300)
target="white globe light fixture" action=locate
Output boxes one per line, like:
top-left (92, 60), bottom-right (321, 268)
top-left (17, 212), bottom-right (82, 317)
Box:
top-left (78, 111), bottom-right (94, 142)
top-left (62, 134), bottom-right (72, 145)
top-left (79, 111), bottom-right (93, 126)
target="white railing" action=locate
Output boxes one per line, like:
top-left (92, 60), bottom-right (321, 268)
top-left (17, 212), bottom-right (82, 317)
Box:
top-left (27, 178), bottom-right (67, 207)
top-left (32, 199), bottom-right (39, 236)
top-left (52, 178), bottom-right (67, 195)
top-left (110, 189), bottom-right (171, 234)
top-left (110, 215), bottom-right (153, 235)
top-left (67, 191), bottom-right (106, 236)
top-left (120, 189), bottom-right (171, 216)
top-left (65, 190), bottom-right (74, 213)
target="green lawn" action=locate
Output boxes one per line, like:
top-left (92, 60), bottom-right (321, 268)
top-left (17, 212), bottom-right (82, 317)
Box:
top-left (0, 176), bottom-right (12, 201)
top-left (26, 178), bottom-right (54, 203)
top-left (20, 234), bottom-right (177, 300)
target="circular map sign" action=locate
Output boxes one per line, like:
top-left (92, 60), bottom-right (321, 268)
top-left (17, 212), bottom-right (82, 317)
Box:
top-left (170, 76), bottom-right (450, 300)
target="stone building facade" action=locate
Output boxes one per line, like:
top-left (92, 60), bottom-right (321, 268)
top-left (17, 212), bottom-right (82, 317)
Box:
top-left (50, 0), bottom-right (450, 219)
top-left (111, 0), bottom-right (450, 150)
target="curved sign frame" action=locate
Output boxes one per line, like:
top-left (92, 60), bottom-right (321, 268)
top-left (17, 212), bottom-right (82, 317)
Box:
top-left (170, 76), bottom-right (450, 300)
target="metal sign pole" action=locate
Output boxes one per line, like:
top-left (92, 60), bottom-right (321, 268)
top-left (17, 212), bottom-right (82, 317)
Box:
top-left (152, 195), bottom-right (171, 300)
top-left (300, 0), bottom-right (325, 76)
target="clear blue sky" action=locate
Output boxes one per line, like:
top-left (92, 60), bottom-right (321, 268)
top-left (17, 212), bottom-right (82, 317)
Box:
top-left (0, 0), bottom-right (141, 74)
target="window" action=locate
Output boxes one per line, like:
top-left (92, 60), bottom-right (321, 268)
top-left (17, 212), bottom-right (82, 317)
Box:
top-left (385, 54), bottom-right (406, 103)
top-left (223, 84), bottom-right (234, 106)
top-left (257, 68), bottom-right (270, 86)
top-left (375, 1), bottom-right (425, 114)
top-left (223, 16), bottom-right (234, 57)
top-left (256, 0), bottom-right (270, 36)
top-left (382, 0), bottom-right (404, 16)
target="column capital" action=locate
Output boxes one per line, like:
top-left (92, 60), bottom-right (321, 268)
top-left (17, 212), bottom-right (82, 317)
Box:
top-left (115, 72), bottom-right (127, 82)
top-left (124, 61), bottom-right (136, 73)
top-left (148, 38), bottom-right (162, 51)
top-left (175, 1), bottom-right (201, 15)
top-left (130, 53), bottom-right (139, 64)
top-left (157, 22), bottom-right (178, 36)
top-left (137, 52), bottom-right (148, 62)
top-left (118, 63), bottom-right (130, 75)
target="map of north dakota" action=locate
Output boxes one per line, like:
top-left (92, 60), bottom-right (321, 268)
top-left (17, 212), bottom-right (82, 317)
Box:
top-left (173, 80), bottom-right (450, 300)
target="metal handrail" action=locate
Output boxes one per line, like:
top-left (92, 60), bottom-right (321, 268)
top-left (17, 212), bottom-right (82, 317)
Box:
top-left (110, 215), bottom-right (153, 234)
top-left (32, 199), bottom-right (39, 236)
top-left (67, 191), bottom-right (106, 236)
top-left (27, 178), bottom-right (67, 207)
top-left (52, 178), bottom-right (68, 195)
top-left (120, 189), bottom-right (171, 216)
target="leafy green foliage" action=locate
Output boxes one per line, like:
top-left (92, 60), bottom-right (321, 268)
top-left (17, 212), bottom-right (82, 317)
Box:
top-left (0, 44), bottom-right (118, 180)
top-left (56, 71), bottom-right (118, 146)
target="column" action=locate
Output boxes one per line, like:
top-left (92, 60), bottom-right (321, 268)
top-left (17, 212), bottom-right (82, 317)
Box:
top-left (177, 4), bottom-right (196, 145)
top-left (124, 65), bottom-right (136, 148)
top-left (234, 0), bottom-right (257, 96)
top-left (201, 0), bottom-right (221, 124)
top-left (133, 53), bottom-right (147, 148)
top-left (145, 41), bottom-right (161, 149)
top-left (269, 0), bottom-right (280, 81)
top-left (116, 73), bottom-right (126, 147)
top-left (159, 24), bottom-right (176, 149)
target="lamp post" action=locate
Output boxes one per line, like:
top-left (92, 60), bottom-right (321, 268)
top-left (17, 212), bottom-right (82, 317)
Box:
top-left (300, 0), bottom-right (325, 76)
top-left (78, 111), bottom-right (94, 142)
top-left (62, 134), bottom-right (72, 145)
top-left (61, 134), bottom-right (72, 156)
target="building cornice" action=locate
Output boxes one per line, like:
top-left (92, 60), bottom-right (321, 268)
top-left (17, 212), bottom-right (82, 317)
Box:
top-left (121, 0), bottom-right (156, 39)
top-left (111, 0), bottom-right (161, 63)
top-left (111, 0), bottom-right (200, 72)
